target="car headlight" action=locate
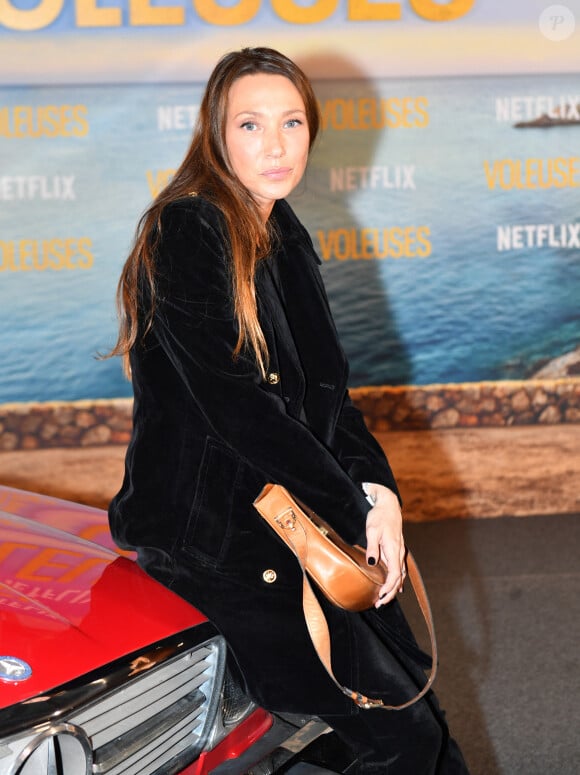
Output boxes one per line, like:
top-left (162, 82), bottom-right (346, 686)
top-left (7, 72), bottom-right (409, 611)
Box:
top-left (221, 667), bottom-right (257, 727)
top-left (205, 665), bottom-right (259, 751)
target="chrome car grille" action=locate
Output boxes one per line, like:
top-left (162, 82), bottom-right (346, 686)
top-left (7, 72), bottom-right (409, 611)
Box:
top-left (5, 627), bottom-right (227, 775)
top-left (74, 640), bottom-right (223, 774)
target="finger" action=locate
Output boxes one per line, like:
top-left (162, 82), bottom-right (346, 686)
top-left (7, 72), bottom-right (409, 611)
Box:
top-left (375, 580), bottom-right (399, 607)
top-left (376, 539), bottom-right (406, 602)
top-left (399, 566), bottom-right (407, 594)
top-left (375, 561), bottom-right (403, 606)
top-left (365, 529), bottom-right (380, 568)
top-left (399, 548), bottom-right (408, 593)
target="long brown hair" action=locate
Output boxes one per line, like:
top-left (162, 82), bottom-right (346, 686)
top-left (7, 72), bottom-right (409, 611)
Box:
top-left (110, 47), bottom-right (320, 377)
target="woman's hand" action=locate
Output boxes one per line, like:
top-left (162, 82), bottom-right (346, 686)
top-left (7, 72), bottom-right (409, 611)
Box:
top-left (363, 483), bottom-right (406, 607)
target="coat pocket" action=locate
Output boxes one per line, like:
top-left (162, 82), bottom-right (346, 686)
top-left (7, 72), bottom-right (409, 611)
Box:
top-left (181, 437), bottom-right (239, 565)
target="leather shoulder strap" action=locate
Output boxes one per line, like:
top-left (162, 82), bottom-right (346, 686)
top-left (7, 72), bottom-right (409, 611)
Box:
top-left (301, 550), bottom-right (437, 711)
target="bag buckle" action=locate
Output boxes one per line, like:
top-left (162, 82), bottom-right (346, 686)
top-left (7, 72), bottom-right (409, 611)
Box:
top-left (351, 691), bottom-right (385, 710)
top-left (276, 509), bottom-right (296, 530)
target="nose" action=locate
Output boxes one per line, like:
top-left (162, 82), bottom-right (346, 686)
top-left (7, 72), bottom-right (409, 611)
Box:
top-left (265, 128), bottom-right (285, 159)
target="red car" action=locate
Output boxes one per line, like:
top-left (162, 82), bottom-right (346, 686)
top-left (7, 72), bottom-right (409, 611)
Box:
top-left (0, 485), bottom-right (347, 775)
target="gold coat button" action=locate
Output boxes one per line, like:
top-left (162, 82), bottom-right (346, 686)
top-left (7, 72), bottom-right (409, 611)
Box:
top-left (262, 569), bottom-right (277, 584)
top-left (267, 372), bottom-right (280, 385)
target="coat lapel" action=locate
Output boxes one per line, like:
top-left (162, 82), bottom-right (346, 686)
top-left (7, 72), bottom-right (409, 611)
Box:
top-left (257, 259), bottom-right (306, 420)
top-left (272, 202), bottom-right (349, 444)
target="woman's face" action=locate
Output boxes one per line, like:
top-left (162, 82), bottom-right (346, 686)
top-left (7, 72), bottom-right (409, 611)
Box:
top-left (225, 73), bottom-right (310, 220)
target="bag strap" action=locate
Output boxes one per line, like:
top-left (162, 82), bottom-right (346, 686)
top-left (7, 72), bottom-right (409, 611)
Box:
top-left (288, 513), bottom-right (438, 711)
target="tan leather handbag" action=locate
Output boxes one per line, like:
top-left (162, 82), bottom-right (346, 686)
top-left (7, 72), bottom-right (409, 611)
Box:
top-left (253, 483), bottom-right (437, 710)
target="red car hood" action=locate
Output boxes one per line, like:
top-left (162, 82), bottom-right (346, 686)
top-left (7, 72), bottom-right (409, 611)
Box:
top-left (0, 486), bottom-right (204, 709)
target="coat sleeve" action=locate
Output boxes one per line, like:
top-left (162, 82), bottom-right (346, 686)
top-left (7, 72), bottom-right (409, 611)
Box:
top-left (333, 392), bottom-right (401, 504)
top-left (284, 207), bottom-right (401, 504)
top-left (148, 198), bottom-right (371, 543)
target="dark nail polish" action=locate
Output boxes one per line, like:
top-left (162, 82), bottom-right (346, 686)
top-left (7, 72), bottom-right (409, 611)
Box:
top-left (367, 556), bottom-right (376, 566)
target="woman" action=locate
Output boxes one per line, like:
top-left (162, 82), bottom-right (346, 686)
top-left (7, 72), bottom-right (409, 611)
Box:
top-left (109, 47), bottom-right (469, 773)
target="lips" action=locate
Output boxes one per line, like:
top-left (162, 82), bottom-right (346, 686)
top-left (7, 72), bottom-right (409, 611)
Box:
top-left (261, 167), bottom-right (292, 179)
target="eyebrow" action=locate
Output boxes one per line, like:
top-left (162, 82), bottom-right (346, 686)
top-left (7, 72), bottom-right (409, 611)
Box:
top-left (232, 108), bottom-right (307, 120)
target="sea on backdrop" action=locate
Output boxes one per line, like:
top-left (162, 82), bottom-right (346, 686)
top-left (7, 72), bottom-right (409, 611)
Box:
top-left (0, 72), bottom-right (578, 402)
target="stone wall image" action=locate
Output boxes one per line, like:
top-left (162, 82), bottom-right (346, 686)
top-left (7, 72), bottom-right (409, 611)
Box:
top-left (350, 378), bottom-right (580, 432)
top-left (0, 399), bottom-right (133, 452)
top-left (0, 379), bottom-right (578, 452)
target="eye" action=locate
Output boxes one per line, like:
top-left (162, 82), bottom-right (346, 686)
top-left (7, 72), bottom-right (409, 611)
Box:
top-left (285, 118), bottom-right (303, 128)
top-left (241, 121), bottom-right (257, 131)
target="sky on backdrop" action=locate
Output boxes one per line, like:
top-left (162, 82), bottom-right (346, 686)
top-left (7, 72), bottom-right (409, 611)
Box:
top-left (0, 0), bottom-right (578, 82)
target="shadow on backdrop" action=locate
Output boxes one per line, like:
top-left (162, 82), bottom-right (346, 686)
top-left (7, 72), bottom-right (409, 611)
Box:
top-left (294, 51), bottom-right (499, 775)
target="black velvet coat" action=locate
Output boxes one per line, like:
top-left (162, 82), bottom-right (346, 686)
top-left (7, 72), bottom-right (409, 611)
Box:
top-left (109, 196), bottom-right (425, 716)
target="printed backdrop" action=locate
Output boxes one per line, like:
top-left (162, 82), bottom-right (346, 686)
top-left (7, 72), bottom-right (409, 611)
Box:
top-left (1, 0), bottom-right (579, 403)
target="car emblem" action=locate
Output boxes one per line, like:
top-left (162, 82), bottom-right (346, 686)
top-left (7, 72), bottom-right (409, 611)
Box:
top-left (14, 724), bottom-right (92, 775)
top-left (0, 655), bottom-right (32, 682)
